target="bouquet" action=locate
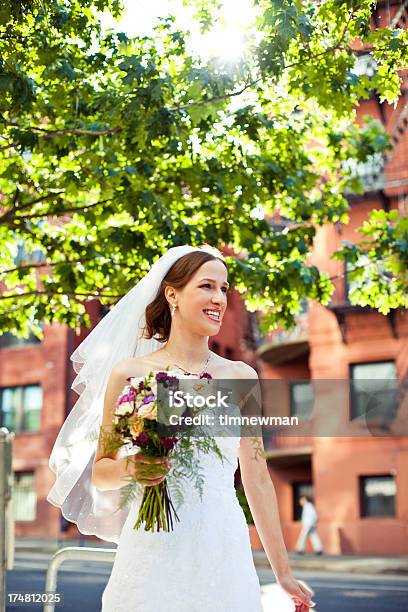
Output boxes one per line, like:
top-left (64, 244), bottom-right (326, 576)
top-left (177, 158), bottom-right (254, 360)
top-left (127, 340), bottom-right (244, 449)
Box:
top-left (101, 369), bottom-right (223, 533)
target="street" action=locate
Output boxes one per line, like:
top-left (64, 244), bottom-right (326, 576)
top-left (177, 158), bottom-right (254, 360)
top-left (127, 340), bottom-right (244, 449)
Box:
top-left (5, 551), bottom-right (408, 611)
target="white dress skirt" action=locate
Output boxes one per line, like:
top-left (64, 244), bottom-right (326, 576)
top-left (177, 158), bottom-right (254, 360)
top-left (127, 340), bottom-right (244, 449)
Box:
top-left (101, 435), bottom-right (263, 612)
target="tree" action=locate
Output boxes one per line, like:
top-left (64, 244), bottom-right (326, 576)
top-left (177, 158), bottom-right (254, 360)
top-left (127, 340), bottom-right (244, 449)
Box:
top-left (0, 0), bottom-right (407, 337)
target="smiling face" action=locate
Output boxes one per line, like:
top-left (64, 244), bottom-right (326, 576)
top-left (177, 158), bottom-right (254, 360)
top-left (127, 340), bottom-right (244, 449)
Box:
top-left (167, 258), bottom-right (229, 337)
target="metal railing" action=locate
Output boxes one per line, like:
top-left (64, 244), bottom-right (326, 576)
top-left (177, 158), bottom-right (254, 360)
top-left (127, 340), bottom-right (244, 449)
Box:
top-left (258, 309), bottom-right (309, 350)
top-left (0, 428), bottom-right (14, 612)
top-left (43, 546), bottom-right (116, 612)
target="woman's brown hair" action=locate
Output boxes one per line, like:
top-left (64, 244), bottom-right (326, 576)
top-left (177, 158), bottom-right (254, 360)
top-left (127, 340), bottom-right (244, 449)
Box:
top-left (144, 245), bottom-right (227, 343)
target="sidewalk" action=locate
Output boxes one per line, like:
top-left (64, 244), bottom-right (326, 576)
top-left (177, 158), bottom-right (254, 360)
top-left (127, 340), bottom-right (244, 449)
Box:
top-left (254, 550), bottom-right (408, 576)
top-left (15, 537), bottom-right (408, 575)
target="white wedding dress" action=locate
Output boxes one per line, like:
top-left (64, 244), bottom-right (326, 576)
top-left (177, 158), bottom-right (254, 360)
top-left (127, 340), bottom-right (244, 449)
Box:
top-left (101, 432), bottom-right (263, 612)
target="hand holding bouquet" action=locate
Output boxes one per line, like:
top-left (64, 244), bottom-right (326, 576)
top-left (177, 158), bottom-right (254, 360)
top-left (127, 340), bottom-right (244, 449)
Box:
top-left (101, 369), bottom-right (223, 533)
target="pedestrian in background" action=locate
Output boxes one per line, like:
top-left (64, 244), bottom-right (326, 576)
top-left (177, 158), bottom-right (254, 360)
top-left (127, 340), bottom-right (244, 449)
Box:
top-left (295, 496), bottom-right (324, 555)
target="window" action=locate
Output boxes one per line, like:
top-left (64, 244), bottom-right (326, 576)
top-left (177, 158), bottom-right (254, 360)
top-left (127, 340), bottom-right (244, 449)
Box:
top-left (360, 475), bottom-right (396, 518)
top-left (350, 361), bottom-right (397, 422)
top-left (290, 382), bottom-right (314, 420)
top-left (343, 151), bottom-right (385, 194)
top-left (292, 482), bottom-right (313, 521)
top-left (0, 330), bottom-right (42, 349)
top-left (0, 385), bottom-right (42, 433)
top-left (14, 472), bottom-right (37, 521)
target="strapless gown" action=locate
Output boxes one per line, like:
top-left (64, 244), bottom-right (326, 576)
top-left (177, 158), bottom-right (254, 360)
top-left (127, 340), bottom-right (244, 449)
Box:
top-left (101, 433), bottom-right (263, 612)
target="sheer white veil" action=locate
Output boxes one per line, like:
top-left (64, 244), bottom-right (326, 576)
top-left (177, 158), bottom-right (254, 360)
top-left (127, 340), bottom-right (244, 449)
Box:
top-left (47, 244), bottom-right (214, 543)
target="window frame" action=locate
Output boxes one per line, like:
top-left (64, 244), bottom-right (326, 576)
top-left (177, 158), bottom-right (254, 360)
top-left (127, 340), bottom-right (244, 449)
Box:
top-left (289, 381), bottom-right (314, 421)
top-left (0, 330), bottom-right (42, 349)
top-left (14, 471), bottom-right (37, 522)
top-left (349, 360), bottom-right (398, 423)
top-left (359, 474), bottom-right (396, 519)
top-left (0, 384), bottom-right (43, 433)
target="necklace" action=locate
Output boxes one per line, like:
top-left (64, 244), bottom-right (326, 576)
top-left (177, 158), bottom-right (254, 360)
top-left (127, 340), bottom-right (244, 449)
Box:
top-left (164, 347), bottom-right (212, 377)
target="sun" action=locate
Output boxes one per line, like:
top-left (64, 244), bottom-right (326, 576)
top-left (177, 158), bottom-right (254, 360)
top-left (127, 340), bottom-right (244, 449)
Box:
top-left (191, 25), bottom-right (248, 62)
top-left (100, 0), bottom-right (257, 62)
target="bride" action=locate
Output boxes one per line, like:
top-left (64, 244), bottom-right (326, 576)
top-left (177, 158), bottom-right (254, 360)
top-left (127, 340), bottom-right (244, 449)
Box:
top-left (47, 244), bottom-right (315, 612)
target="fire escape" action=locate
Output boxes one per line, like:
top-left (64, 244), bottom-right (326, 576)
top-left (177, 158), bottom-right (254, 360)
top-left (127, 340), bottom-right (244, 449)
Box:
top-left (327, 2), bottom-right (407, 343)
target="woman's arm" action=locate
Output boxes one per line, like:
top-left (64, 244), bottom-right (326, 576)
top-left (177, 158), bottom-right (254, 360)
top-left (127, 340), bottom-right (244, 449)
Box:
top-left (91, 456), bottom-right (130, 491)
top-left (239, 435), bottom-right (291, 577)
top-left (91, 360), bottom-right (170, 491)
top-left (91, 360), bottom-right (131, 489)
top-left (237, 364), bottom-right (315, 610)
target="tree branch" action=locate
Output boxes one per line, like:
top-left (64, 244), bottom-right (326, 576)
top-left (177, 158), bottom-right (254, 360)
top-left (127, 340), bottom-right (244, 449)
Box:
top-left (0, 141), bottom-right (20, 152)
top-left (338, 8), bottom-right (356, 48)
top-left (11, 198), bottom-right (111, 221)
top-left (23, 125), bottom-right (122, 137)
top-left (0, 258), bottom-right (96, 276)
top-left (0, 191), bottom-right (66, 223)
top-left (167, 43), bottom-right (350, 113)
top-left (0, 124), bottom-right (121, 149)
top-left (0, 290), bottom-right (122, 301)
top-left (167, 78), bottom-right (262, 112)
top-left (0, 195), bottom-right (110, 224)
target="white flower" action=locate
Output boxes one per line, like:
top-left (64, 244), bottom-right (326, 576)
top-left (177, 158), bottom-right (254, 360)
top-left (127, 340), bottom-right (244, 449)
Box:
top-left (146, 379), bottom-right (158, 398)
top-left (138, 402), bottom-right (158, 420)
top-left (114, 401), bottom-right (134, 416)
top-left (129, 377), bottom-right (144, 390)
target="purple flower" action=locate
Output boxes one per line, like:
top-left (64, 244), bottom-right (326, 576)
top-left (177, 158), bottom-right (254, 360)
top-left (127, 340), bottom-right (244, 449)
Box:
top-left (116, 393), bottom-right (134, 407)
top-left (159, 435), bottom-right (178, 450)
top-left (142, 393), bottom-right (155, 405)
top-left (155, 371), bottom-right (179, 384)
top-left (155, 372), bottom-right (168, 382)
top-left (135, 432), bottom-right (150, 447)
top-left (115, 385), bottom-right (137, 406)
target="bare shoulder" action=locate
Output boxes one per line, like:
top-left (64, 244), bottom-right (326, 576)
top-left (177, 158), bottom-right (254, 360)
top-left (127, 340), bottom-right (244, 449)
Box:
top-left (234, 360), bottom-right (259, 380)
top-left (110, 355), bottom-right (151, 379)
top-left (213, 353), bottom-right (258, 380)
top-left (225, 361), bottom-right (258, 379)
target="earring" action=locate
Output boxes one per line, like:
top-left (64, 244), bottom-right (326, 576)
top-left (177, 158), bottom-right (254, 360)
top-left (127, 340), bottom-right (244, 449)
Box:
top-left (170, 302), bottom-right (177, 317)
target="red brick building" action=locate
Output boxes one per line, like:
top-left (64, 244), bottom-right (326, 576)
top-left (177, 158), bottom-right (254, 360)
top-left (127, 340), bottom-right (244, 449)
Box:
top-left (253, 0), bottom-right (408, 556)
top-left (1, 1), bottom-right (406, 553)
